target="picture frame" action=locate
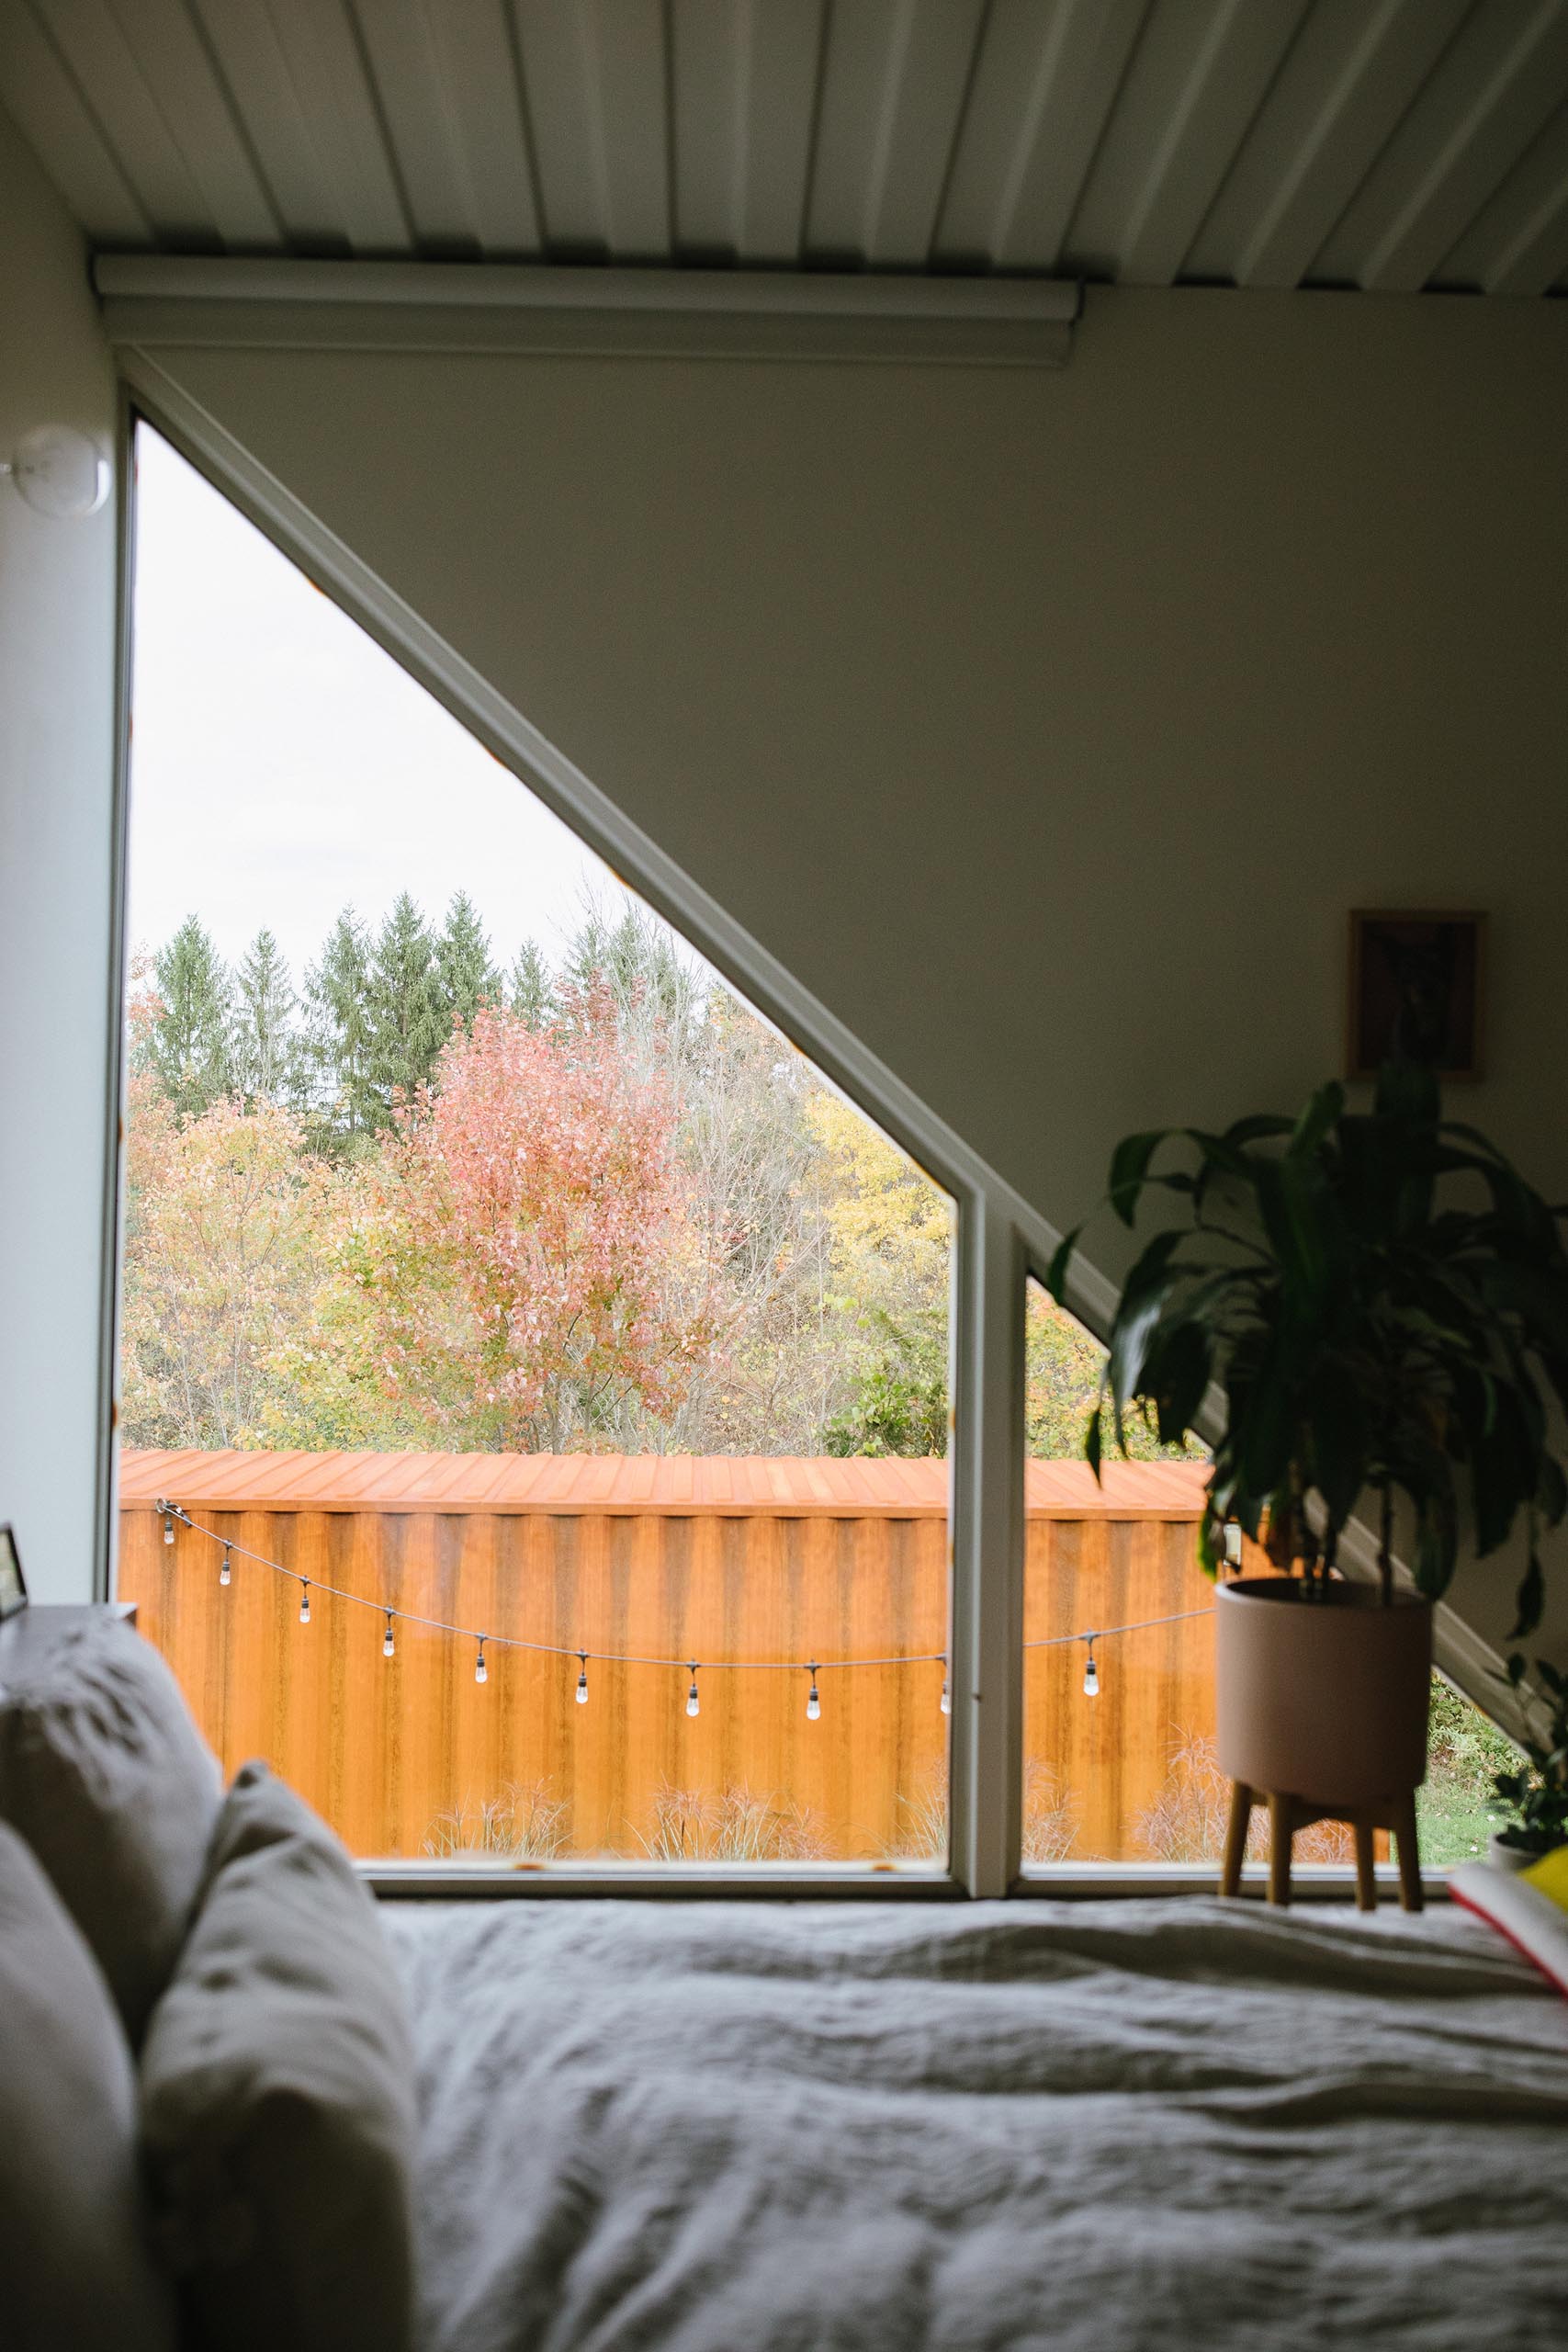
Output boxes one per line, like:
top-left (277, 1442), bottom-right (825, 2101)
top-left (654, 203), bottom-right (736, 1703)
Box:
top-left (0, 1523), bottom-right (28, 1621)
top-left (1347, 910), bottom-right (1485, 1082)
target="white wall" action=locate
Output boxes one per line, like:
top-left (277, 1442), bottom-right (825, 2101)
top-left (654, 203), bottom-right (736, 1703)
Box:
top-left (0, 108), bottom-right (118, 1603)
top-left (134, 288), bottom-right (1568, 1666)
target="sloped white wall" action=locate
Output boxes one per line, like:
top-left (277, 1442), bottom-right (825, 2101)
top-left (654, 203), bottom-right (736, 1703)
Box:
top-left (0, 108), bottom-right (118, 1602)
top-left (123, 288), bottom-right (1568, 1664)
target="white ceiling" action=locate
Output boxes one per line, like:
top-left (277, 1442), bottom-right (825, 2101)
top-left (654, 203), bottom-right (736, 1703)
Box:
top-left (4, 0), bottom-right (1568, 297)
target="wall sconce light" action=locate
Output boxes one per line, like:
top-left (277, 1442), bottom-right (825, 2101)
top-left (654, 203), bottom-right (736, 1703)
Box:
top-left (1, 424), bottom-right (111, 519)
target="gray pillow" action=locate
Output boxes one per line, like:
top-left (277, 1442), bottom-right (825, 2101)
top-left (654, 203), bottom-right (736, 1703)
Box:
top-left (140, 1761), bottom-right (417, 2352)
top-left (0, 1619), bottom-right (221, 2042)
top-left (0, 1818), bottom-right (176, 2352)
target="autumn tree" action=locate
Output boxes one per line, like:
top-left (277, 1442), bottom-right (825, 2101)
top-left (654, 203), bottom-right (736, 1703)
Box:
top-left (355, 1002), bottom-right (719, 1450)
top-left (119, 1094), bottom-right (337, 1447)
top-left (145, 916), bottom-right (232, 1118)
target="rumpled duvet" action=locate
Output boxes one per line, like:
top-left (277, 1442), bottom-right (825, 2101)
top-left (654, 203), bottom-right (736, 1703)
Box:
top-left (382, 1897), bottom-right (1568, 2351)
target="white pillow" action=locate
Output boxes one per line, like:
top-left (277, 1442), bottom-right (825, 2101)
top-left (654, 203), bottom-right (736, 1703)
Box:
top-left (140, 1762), bottom-right (417, 2352)
top-left (0, 1619), bottom-right (221, 2042)
top-left (0, 1818), bottom-right (176, 2352)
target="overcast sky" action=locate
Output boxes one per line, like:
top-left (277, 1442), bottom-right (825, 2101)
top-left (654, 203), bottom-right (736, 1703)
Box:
top-left (127, 426), bottom-right (631, 990)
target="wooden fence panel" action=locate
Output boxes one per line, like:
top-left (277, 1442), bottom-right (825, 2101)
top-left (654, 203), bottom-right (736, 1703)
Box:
top-left (119, 1473), bottom-right (1235, 1863)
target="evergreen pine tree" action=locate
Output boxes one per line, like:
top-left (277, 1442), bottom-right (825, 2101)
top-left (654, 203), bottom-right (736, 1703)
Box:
top-left (231, 928), bottom-right (298, 1106)
top-left (302, 908), bottom-right (376, 1145)
top-left (508, 938), bottom-right (557, 1030)
top-left (434, 891), bottom-right (501, 1036)
top-left (367, 893), bottom-right (446, 1113)
top-left (149, 916), bottom-right (233, 1118)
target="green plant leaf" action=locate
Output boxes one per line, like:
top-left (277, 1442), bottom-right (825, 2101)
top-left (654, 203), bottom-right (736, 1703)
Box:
top-left (1108, 1131), bottom-right (1170, 1227)
top-left (1043, 1226), bottom-right (1081, 1306)
top-left (1289, 1080), bottom-right (1345, 1159)
top-left (1511, 1553), bottom-right (1546, 1642)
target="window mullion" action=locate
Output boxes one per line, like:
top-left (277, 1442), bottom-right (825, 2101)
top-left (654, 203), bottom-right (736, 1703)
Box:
top-left (948, 1189), bottom-right (1025, 1897)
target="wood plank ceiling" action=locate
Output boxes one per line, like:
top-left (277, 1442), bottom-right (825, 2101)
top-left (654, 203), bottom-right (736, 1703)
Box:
top-left (3, 0), bottom-right (1567, 297)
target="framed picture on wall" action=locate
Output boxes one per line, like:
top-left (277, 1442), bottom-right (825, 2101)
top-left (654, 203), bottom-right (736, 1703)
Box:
top-left (1347, 910), bottom-right (1485, 1082)
top-left (0, 1524), bottom-right (27, 1621)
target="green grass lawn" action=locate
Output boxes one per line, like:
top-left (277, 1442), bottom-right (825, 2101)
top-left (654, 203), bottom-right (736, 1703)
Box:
top-left (1416, 1675), bottom-right (1518, 1869)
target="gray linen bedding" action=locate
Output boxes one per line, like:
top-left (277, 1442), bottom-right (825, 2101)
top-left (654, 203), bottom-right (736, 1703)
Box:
top-left (383, 1897), bottom-right (1568, 2351)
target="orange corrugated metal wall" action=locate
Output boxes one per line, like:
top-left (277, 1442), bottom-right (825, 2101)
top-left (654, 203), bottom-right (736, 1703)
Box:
top-left (118, 1482), bottom-right (1230, 1863)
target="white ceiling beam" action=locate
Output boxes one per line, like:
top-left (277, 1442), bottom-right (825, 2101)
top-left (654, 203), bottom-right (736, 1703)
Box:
top-left (94, 253), bottom-right (1080, 365)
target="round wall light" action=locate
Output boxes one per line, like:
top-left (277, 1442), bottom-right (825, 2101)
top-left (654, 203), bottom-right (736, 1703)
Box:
top-left (2, 424), bottom-right (111, 519)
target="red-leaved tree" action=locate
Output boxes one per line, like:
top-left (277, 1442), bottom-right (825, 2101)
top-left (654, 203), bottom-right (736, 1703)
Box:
top-left (356, 1000), bottom-right (719, 1449)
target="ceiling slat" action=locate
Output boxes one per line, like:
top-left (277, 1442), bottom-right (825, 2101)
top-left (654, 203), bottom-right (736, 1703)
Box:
top-left (1310, 0), bottom-right (1568, 292)
top-left (1432, 96), bottom-right (1568, 295)
top-left (353, 0), bottom-right (480, 253)
top-left (1186, 0), bottom-right (1469, 289)
top-left (734, 0), bottom-right (823, 265)
top-left (513, 0), bottom-right (611, 254)
top-left (671, 0), bottom-right (745, 259)
top-left (935, 0), bottom-right (1144, 272)
top-left (36, 0), bottom-right (220, 243)
top-left (100, 0), bottom-right (281, 248)
top-left (590, 0), bottom-right (671, 260)
top-left (422, 0), bottom-right (541, 257)
top-left (1065, 0), bottom-right (1314, 287)
top-left (260, 0), bottom-right (412, 254)
top-left (186, 0), bottom-right (348, 251)
top-left (0, 0), bottom-right (152, 242)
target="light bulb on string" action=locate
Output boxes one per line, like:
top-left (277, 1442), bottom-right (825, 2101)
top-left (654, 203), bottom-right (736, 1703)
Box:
top-left (383, 1613), bottom-right (395, 1660)
top-left (940, 1663), bottom-right (951, 1716)
top-left (806, 1667), bottom-right (821, 1722)
top-left (475, 1636), bottom-right (488, 1686)
top-left (1082, 1636), bottom-right (1099, 1699)
top-left (1223, 1521), bottom-right (1244, 1572)
top-left (219, 1544), bottom-right (231, 1588)
top-left (299, 1581), bottom-right (310, 1626)
top-left (686, 1665), bottom-right (701, 1720)
top-left (576, 1654), bottom-right (590, 1706)
top-left (162, 1507), bottom-right (175, 1547)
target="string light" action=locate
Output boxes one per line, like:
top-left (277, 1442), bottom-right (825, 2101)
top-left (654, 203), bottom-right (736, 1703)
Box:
top-left (160, 1504), bottom-right (1207, 1715)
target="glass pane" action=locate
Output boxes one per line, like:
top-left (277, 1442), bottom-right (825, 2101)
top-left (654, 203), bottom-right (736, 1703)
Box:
top-left (1020, 1275), bottom-right (1515, 1875)
top-left (116, 424), bottom-right (952, 1869)
top-left (1021, 1272), bottom-right (1228, 1867)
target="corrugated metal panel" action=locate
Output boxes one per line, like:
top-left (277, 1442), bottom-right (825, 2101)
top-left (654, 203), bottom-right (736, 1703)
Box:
top-left (118, 1447), bottom-right (1211, 1517)
top-left (4, 0), bottom-right (1565, 294)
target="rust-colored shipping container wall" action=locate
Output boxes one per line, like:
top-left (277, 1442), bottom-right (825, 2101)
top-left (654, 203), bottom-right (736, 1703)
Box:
top-left (118, 1451), bottom-right (1232, 1863)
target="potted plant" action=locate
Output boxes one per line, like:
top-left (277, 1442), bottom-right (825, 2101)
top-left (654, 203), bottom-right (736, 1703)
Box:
top-left (1489, 1657), bottom-right (1568, 1870)
top-left (1045, 1060), bottom-right (1568, 1821)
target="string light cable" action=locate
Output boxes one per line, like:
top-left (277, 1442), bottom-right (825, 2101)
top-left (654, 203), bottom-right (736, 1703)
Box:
top-left (153, 1500), bottom-right (1213, 1712)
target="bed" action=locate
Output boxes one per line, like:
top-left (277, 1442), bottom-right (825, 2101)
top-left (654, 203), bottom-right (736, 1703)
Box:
top-left (384, 1895), bottom-right (1568, 2352)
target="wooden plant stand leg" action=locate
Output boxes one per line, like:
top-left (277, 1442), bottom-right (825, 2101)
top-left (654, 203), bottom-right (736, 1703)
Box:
top-left (1352, 1818), bottom-right (1377, 1913)
top-left (1392, 1794), bottom-right (1424, 1913)
top-left (1268, 1792), bottom-right (1294, 1906)
top-left (1221, 1781), bottom-right (1253, 1897)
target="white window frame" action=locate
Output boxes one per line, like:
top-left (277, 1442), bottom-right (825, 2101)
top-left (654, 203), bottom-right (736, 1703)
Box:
top-left (107, 341), bottom-right (1472, 1905)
